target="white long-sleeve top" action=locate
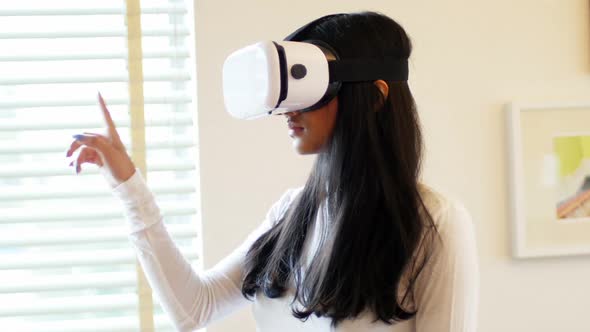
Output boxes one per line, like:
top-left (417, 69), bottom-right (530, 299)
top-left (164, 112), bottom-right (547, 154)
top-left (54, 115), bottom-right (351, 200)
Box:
top-left (112, 169), bottom-right (479, 332)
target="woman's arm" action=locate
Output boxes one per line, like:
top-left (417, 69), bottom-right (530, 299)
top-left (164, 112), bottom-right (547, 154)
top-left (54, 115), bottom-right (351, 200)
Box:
top-left (112, 169), bottom-right (298, 331)
top-left (413, 199), bottom-right (479, 332)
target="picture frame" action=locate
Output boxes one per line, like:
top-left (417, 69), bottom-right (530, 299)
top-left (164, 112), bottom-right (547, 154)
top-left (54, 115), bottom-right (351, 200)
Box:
top-left (506, 102), bottom-right (590, 258)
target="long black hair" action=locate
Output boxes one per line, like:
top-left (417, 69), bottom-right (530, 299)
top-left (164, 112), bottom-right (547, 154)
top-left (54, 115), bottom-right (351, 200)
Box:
top-left (242, 12), bottom-right (437, 326)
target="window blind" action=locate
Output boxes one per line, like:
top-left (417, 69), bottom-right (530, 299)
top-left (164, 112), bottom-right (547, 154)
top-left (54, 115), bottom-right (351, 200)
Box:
top-left (0, 1), bottom-right (202, 331)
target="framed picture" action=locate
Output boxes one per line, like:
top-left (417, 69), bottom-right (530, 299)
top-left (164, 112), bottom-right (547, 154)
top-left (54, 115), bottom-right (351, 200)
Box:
top-left (507, 102), bottom-right (590, 258)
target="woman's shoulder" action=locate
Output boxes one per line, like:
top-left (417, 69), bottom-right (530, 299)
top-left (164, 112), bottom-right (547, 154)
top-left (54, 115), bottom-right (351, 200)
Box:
top-left (417, 182), bottom-right (474, 234)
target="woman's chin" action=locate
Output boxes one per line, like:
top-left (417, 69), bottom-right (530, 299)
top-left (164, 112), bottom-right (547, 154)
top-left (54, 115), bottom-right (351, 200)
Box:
top-left (292, 140), bottom-right (313, 155)
top-left (293, 145), bottom-right (308, 155)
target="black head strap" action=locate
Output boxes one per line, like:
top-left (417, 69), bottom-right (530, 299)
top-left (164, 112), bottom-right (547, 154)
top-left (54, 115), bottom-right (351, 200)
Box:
top-left (329, 57), bottom-right (409, 82)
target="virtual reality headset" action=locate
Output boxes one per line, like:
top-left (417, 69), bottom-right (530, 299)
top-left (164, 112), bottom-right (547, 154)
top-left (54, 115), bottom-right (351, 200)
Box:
top-left (222, 16), bottom-right (409, 120)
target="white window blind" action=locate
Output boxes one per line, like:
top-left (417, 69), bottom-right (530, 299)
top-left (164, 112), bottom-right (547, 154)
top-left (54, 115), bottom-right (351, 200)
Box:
top-left (0, 1), bottom-right (202, 331)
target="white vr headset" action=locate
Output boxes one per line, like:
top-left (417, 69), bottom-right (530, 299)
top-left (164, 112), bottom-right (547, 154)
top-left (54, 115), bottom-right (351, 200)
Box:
top-left (222, 17), bottom-right (409, 120)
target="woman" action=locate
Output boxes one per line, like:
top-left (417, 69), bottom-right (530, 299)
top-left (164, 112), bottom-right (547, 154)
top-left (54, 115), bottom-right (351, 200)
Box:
top-left (66, 11), bottom-right (478, 332)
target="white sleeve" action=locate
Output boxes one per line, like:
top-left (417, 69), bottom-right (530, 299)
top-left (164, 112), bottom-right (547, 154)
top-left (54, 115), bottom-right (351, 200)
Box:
top-left (413, 199), bottom-right (479, 332)
top-left (111, 169), bottom-right (299, 332)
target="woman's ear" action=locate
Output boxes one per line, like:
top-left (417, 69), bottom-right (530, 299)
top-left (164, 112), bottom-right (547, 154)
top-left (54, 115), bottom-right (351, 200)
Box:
top-left (373, 80), bottom-right (389, 99)
top-left (373, 80), bottom-right (389, 111)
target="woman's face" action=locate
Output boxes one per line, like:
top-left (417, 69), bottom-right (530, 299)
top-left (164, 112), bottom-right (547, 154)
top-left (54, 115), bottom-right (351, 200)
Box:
top-left (283, 97), bottom-right (339, 155)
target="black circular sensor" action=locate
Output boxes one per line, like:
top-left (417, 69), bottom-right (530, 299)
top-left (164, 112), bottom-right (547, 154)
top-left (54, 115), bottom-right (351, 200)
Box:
top-left (290, 64), bottom-right (307, 79)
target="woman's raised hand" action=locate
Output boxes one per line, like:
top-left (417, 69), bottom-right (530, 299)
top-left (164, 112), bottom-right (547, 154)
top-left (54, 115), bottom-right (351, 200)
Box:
top-left (65, 93), bottom-right (136, 187)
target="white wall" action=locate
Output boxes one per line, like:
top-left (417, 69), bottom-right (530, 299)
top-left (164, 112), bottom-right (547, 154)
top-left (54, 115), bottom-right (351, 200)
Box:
top-left (193, 1), bottom-right (590, 331)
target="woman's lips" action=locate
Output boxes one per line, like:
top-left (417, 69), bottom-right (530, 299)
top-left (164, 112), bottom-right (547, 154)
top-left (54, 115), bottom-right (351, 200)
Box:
top-left (288, 122), bottom-right (304, 137)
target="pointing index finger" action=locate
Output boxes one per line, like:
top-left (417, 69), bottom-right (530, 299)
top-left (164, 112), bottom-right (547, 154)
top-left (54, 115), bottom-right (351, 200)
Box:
top-left (97, 92), bottom-right (124, 147)
top-left (98, 92), bottom-right (116, 130)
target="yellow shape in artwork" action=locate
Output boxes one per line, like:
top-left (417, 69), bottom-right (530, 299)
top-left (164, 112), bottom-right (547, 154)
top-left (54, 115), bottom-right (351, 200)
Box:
top-left (554, 136), bottom-right (590, 177)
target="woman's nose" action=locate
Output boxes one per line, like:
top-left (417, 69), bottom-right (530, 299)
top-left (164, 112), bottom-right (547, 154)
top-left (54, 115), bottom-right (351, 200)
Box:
top-left (283, 110), bottom-right (299, 118)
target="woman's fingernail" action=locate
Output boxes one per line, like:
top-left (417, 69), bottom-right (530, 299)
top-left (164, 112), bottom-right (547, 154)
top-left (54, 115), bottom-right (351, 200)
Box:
top-left (73, 134), bottom-right (85, 141)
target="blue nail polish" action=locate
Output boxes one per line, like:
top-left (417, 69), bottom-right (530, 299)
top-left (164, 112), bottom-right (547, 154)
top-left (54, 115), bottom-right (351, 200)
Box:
top-left (73, 134), bottom-right (85, 141)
